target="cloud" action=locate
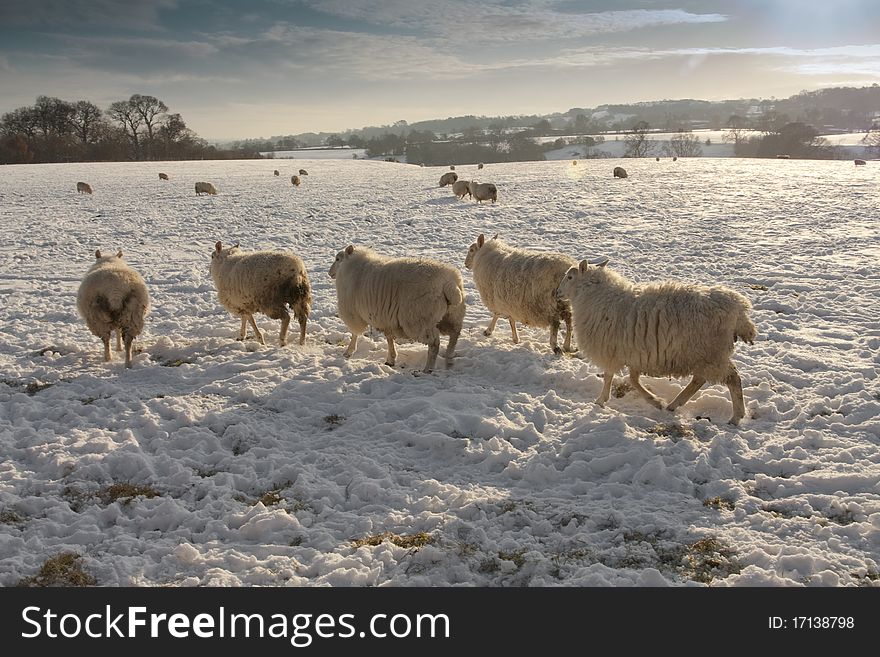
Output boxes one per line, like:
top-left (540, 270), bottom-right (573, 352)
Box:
top-left (0, 0), bottom-right (179, 30)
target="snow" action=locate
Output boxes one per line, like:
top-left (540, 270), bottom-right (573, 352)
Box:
top-left (0, 157), bottom-right (878, 587)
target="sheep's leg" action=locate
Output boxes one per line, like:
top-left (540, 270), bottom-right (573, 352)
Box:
top-left (550, 319), bottom-right (562, 355)
top-left (101, 335), bottom-right (112, 362)
top-left (725, 363), bottom-right (746, 425)
top-left (596, 372), bottom-right (614, 406)
top-left (238, 316), bottom-right (248, 340)
top-left (248, 315), bottom-right (265, 345)
top-left (509, 318), bottom-right (519, 344)
top-left (343, 333), bottom-right (359, 358)
top-left (445, 329), bottom-right (460, 368)
top-left (629, 370), bottom-right (663, 409)
top-left (424, 333), bottom-right (440, 373)
top-left (278, 309), bottom-right (290, 347)
top-left (483, 314), bottom-right (499, 337)
top-left (123, 330), bottom-right (134, 369)
top-left (666, 375), bottom-right (706, 413)
top-left (115, 330), bottom-right (123, 352)
top-left (298, 314), bottom-right (307, 346)
top-left (563, 316), bottom-right (575, 353)
top-left (385, 336), bottom-right (397, 367)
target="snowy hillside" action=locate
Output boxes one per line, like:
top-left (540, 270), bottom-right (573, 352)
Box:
top-left (0, 157), bottom-right (878, 586)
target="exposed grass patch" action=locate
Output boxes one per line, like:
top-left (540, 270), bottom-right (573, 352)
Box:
top-left (25, 381), bottom-right (55, 395)
top-left (680, 537), bottom-right (741, 584)
top-left (98, 483), bottom-right (160, 506)
top-left (449, 430), bottom-right (472, 440)
top-left (648, 422), bottom-right (694, 440)
top-left (17, 553), bottom-right (96, 587)
top-left (353, 531), bottom-right (433, 550)
top-left (613, 531), bottom-right (741, 584)
top-left (0, 510), bottom-right (23, 524)
top-left (498, 549), bottom-right (527, 569)
top-left (613, 381), bottom-right (634, 398)
top-left (703, 497), bottom-right (735, 511)
top-left (748, 284), bottom-right (768, 291)
top-left (324, 414), bottom-right (345, 429)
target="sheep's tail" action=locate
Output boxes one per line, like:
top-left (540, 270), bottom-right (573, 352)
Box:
top-left (734, 311), bottom-right (756, 345)
top-left (118, 292), bottom-right (147, 336)
top-left (443, 278), bottom-right (464, 307)
top-left (287, 271), bottom-right (312, 320)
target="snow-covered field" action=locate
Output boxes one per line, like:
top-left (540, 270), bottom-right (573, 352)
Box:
top-left (1, 157), bottom-right (878, 587)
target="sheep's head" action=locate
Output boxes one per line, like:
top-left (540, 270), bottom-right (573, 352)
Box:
top-left (211, 241), bottom-right (240, 263)
top-left (329, 245), bottom-right (355, 279)
top-left (94, 249), bottom-right (123, 262)
top-left (464, 233), bottom-right (498, 270)
top-left (556, 258), bottom-right (609, 300)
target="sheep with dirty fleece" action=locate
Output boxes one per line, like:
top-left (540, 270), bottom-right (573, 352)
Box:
top-left (76, 182), bottom-right (92, 194)
top-left (469, 181), bottom-right (497, 203)
top-left (556, 259), bottom-right (756, 424)
top-left (452, 179), bottom-right (471, 199)
top-left (195, 181), bottom-right (217, 195)
top-left (210, 241), bottom-right (311, 347)
top-left (329, 245), bottom-right (466, 373)
top-left (439, 172), bottom-right (458, 187)
top-left (465, 233), bottom-right (576, 355)
top-left (76, 249), bottom-right (150, 368)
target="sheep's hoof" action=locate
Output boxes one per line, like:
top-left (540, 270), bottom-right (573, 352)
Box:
top-left (384, 361), bottom-right (395, 367)
top-left (343, 352), bottom-right (353, 359)
top-left (483, 329), bottom-right (493, 337)
top-left (728, 416), bottom-right (742, 426)
top-left (552, 346), bottom-right (563, 356)
top-left (594, 398), bottom-right (606, 407)
top-left (280, 340), bottom-right (287, 347)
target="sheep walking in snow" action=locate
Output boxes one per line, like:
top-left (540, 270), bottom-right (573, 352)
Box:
top-left (274, 170), bottom-right (280, 176)
top-left (76, 250), bottom-right (150, 368)
top-left (195, 181), bottom-right (217, 195)
top-left (329, 245), bottom-right (465, 373)
top-left (210, 242), bottom-right (311, 347)
top-left (77, 182), bottom-right (93, 194)
top-left (452, 179), bottom-right (471, 199)
top-left (439, 172), bottom-right (458, 187)
top-left (299, 169), bottom-right (309, 175)
top-left (477, 163), bottom-right (484, 170)
top-left (465, 234), bottom-right (576, 355)
top-left (291, 175), bottom-right (301, 187)
top-left (556, 259), bottom-right (756, 425)
top-left (613, 166), bottom-right (627, 178)
top-left (158, 173), bottom-right (169, 180)
top-left (468, 181), bottom-right (497, 203)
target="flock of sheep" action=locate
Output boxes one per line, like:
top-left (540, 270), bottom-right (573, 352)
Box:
top-left (75, 161), bottom-right (757, 425)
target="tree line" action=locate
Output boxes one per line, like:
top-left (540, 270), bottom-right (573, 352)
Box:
top-left (0, 94), bottom-right (263, 164)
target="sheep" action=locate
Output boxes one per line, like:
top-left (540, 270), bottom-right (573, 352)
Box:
top-left (469, 181), bottom-right (497, 203)
top-left (613, 166), bottom-right (627, 178)
top-left (291, 175), bottom-right (301, 186)
top-left (299, 168), bottom-right (309, 175)
top-left (158, 173), bottom-right (169, 180)
top-left (465, 234), bottom-right (575, 355)
top-left (449, 165), bottom-right (456, 171)
top-left (210, 241), bottom-right (311, 347)
top-left (855, 159), bottom-right (866, 166)
top-left (76, 182), bottom-right (93, 194)
top-left (76, 249), bottom-right (150, 368)
top-left (673, 156), bottom-right (678, 161)
top-left (477, 163), bottom-right (484, 170)
top-left (328, 245), bottom-right (465, 373)
top-left (556, 259), bottom-right (756, 425)
top-left (439, 172), bottom-right (458, 187)
top-left (452, 179), bottom-right (471, 199)
top-left (572, 160), bottom-right (578, 166)
top-left (274, 170), bottom-right (280, 176)
top-left (195, 181), bottom-right (217, 195)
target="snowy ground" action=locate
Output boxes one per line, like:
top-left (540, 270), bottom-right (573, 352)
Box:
top-left (0, 157), bottom-right (878, 587)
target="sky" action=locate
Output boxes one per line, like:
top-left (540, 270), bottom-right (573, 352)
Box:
top-left (1, 0), bottom-right (879, 141)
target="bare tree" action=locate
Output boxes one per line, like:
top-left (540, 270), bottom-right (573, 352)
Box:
top-left (70, 101), bottom-right (103, 146)
top-left (862, 129), bottom-right (880, 155)
top-left (663, 130), bottom-right (703, 157)
top-left (623, 120), bottom-right (654, 158)
top-left (108, 100), bottom-right (144, 159)
top-left (129, 94), bottom-right (168, 159)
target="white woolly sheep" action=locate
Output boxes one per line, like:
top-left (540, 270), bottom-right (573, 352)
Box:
top-left (158, 173), bottom-right (169, 180)
top-left (613, 167), bottom-right (627, 178)
top-left (77, 182), bottom-right (92, 194)
top-left (195, 181), bottom-right (217, 195)
top-left (439, 172), bottom-right (458, 187)
top-left (465, 234), bottom-right (575, 355)
top-left (328, 245), bottom-right (465, 373)
top-left (452, 179), bottom-right (471, 199)
top-left (211, 241), bottom-right (311, 347)
top-left (274, 170), bottom-right (280, 176)
top-left (76, 249), bottom-right (150, 368)
top-left (469, 181), bottom-right (497, 203)
top-left (291, 175), bottom-right (301, 186)
top-left (556, 259), bottom-right (756, 425)
top-left (299, 168), bottom-right (309, 175)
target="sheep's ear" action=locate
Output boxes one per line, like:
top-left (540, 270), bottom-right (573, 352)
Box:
top-left (345, 245), bottom-right (354, 255)
top-left (492, 233), bottom-right (498, 240)
top-left (232, 242), bottom-right (240, 250)
top-left (95, 250), bottom-right (102, 259)
top-left (116, 250), bottom-right (123, 258)
top-left (215, 241), bottom-right (222, 252)
top-left (477, 234), bottom-right (484, 247)
top-left (590, 257), bottom-right (609, 268)
top-left (579, 259), bottom-right (590, 273)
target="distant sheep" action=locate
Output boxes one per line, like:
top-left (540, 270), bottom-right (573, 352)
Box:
top-left (299, 169), bottom-right (309, 175)
top-left (291, 175), bottom-right (301, 186)
top-left (673, 156), bottom-right (678, 161)
top-left (477, 163), bottom-right (484, 170)
top-left (656, 157), bottom-right (660, 162)
top-left (76, 249), bottom-right (150, 368)
top-left (439, 172), bottom-right (458, 187)
top-left (572, 160), bottom-right (577, 166)
top-left (452, 179), bottom-right (471, 199)
top-left (465, 234), bottom-right (575, 354)
top-left (469, 181), bottom-right (497, 203)
top-left (450, 165), bottom-right (456, 170)
top-left (76, 182), bottom-right (93, 194)
top-left (329, 245), bottom-right (465, 372)
top-left (158, 173), bottom-right (169, 181)
top-left (210, 241), bottom-right (311, 347)
top-left (274, 170), bottom-right (280, 176)
top-left (556, 259), bottom-right (756, 424)
top-left (855, 159), bottom-right (866, 165)
top-left (613, 167), bottom-right (627, 178)
top-left (195, 182), bottom-right (217, 195)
